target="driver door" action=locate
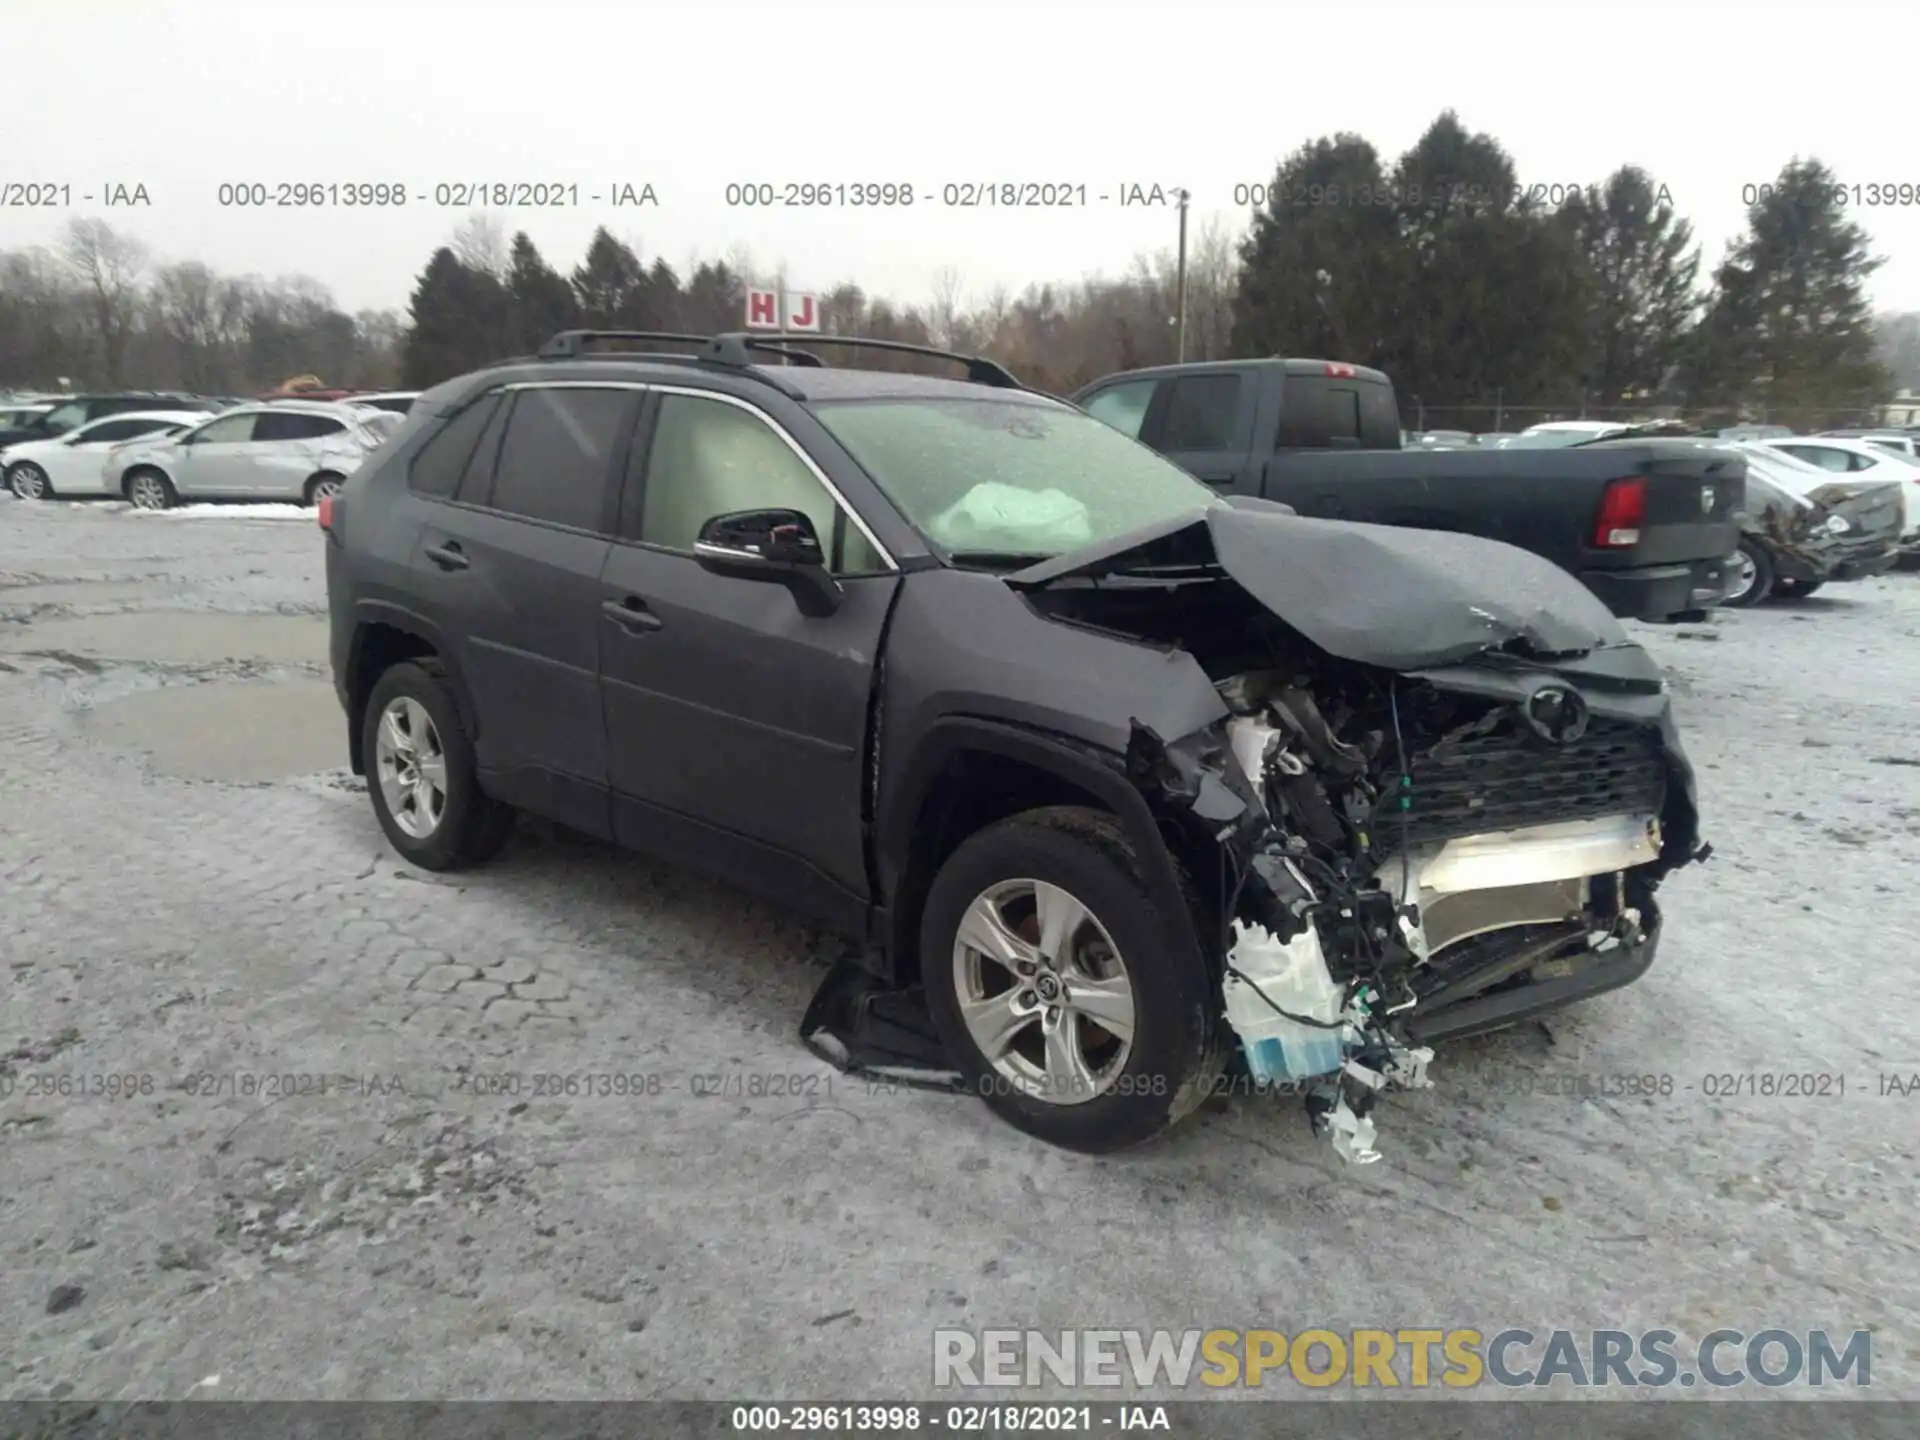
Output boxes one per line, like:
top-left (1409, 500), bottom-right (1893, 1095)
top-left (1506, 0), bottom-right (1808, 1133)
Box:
top-left (597, 389), bottom-right (899, 919)
top-left (172, 411), bottom-right (261, 496)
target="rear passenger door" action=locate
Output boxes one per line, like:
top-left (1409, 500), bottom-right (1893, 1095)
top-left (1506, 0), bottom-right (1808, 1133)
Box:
top-left (407, 381), bottom-right (641, 837)
top-left (1138, 371), bottom-right (1252, 488)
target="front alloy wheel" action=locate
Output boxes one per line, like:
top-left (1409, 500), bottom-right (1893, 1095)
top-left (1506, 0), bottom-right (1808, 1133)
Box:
top-left (7, 463), bottom-right (51, 500)
top-left (921, 806), bottom-right (1225, 1152)
top-left (953, 878), bottom-right (1137, 1105)
top-left (126, 471), bottom-right (175, 510)
top-left (373, 696), bottom-right (448, 839)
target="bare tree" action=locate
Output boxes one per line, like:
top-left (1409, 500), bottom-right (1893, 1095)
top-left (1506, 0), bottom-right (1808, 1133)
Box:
top-left (449, 213), bottom-right (509, 276)
top-left (61, 218), bottom-right (149, 385)
top-left (926, 266), bottom-right (966, 348)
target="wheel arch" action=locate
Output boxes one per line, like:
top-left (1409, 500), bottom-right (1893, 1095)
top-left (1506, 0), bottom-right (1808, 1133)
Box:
top-left (874, 718), bottom-right (1211, 989)
top-left (343, 606), bottom-right (475, 775)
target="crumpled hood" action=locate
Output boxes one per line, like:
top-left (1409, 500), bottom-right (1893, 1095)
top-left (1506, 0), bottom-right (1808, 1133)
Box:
top-left (1006, 502), bottom-right (1629, 671)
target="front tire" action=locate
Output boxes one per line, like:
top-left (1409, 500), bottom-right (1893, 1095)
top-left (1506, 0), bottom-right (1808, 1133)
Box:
top-left (124, 468), bottom-right (177, 511)
top-left (920, 806), bottom-right (1225, 1153)
top-left (362, 659), bottom-right (514, 870)
top-left (1722, 538), bottom-right (1773, 607)
top-left (7, 462), bottom-right (52, 500)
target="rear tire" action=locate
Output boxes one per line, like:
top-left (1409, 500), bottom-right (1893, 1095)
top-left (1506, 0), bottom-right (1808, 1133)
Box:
top-left (304, 472), bottom-right (345, 506)
top-left (363, 659), bottom-right (514, 870)
top-left (920, 806), bottom-right (1226, 1153)
top-left (1722, 538), bottom-right (1773, 607)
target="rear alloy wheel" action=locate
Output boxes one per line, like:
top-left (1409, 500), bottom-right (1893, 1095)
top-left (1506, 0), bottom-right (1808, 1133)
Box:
top-left (363, 659), bottom-right (514, 870)
top-left (125, 469), bottom-right (177, 511)
top-left (7, 462), bottom-right (52, 500)
top-left (1721, 539), bottom-right (1773, 607)
top-left (304, 472), bottom-right (344, 505)
top-left (921, 806), bottom-right (1225, 1152)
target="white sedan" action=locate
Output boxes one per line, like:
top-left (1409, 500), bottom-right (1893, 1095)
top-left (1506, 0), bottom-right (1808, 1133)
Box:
top-left (108, 401), bottom-right (389, 509)
top-left (1762, 436), bottom-right (1920, 551)
top-left (2, 410), bottom-right (212, 499)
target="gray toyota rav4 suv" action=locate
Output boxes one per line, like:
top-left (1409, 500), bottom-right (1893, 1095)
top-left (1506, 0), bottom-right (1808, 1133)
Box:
top-left (324, 331), bottom-right (1708, 1161)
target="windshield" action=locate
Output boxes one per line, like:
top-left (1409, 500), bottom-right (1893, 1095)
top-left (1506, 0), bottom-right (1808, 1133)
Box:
top-left (812, 397), bottom-right (1217, 561)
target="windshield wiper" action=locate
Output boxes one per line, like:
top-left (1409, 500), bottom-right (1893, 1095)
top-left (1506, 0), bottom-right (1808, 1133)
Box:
top-left (944, 549), bottom-right (1055, 570)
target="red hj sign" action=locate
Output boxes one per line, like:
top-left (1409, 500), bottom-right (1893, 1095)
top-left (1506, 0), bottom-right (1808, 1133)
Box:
top-left (745, 288), bottom-right (779, 328)
top-left (784, 292), bottom-right (819, 332)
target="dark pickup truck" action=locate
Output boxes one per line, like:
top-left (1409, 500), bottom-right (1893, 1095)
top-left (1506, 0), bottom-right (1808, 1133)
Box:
top-left (1072, 359), bottom-right (1744, 623)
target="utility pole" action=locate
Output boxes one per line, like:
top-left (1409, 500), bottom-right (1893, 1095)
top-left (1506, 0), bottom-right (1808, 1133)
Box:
top-left (1174, 188), bottom-right (1191, 362)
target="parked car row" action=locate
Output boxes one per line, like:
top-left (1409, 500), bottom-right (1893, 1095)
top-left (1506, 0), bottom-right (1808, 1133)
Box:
top-left (0, 396), bottom-right (406, 507)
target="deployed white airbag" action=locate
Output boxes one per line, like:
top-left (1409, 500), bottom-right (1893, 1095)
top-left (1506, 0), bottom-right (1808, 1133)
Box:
top-left (927, 482), bottom-right (1093, 553)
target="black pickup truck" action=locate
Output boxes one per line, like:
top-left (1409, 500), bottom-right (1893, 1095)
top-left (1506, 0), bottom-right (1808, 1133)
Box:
top-left (1072, 359), bottom-right (1744, 623)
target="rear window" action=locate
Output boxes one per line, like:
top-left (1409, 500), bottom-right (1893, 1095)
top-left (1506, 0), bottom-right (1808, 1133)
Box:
top-left (409, 393), bottom-right (502, 498)
top-left (1276, 376), bottom-right (1398, 449)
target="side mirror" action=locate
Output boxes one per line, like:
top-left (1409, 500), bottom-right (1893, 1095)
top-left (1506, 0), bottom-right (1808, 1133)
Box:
top-left (693, 508), bottom-right (842, 616)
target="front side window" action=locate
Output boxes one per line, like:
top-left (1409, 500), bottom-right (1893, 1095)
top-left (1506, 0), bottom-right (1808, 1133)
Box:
top-left (188, 413), bottom-right (261, 444)
top-left (482, 386), bottom-right (634, 532)
top-left (814, 396), bottom-right (1215, 562)
top-left (638, 394), bottom-right (883, 575)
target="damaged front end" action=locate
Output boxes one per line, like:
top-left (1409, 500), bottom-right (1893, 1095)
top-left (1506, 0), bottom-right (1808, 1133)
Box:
top-left (1128, 656), bottom-right (1703, 1163)
top-left (998, 504), bottom-right (1709, 1161)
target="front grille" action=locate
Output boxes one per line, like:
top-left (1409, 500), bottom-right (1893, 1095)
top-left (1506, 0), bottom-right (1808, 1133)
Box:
top-left (1373, 716), bottom-right (1666, 849)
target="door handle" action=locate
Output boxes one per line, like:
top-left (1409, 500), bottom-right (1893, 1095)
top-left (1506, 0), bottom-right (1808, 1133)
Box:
top-left (424, 542), bottom-right (468, 570)
top-left (601, 597), bottom-right (662, 632)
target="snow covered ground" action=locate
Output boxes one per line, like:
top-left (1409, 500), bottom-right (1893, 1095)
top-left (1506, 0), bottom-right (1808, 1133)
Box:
top-left (0, 495), bottom-right (1914, 1405)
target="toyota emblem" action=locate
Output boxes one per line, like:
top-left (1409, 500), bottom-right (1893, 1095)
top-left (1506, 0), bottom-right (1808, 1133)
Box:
top-left (1523, 685), bottom-right (1589, 745)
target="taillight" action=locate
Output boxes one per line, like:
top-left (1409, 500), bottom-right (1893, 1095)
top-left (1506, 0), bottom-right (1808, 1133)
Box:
top-left (1593, 477), bottom-right (1646, 547)
top-left (316, 493), bottom-right (334, 531)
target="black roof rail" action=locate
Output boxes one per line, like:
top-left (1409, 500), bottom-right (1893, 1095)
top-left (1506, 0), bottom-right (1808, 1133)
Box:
top-left (537, 330), bottom-right (713, 359)
top-left (702, 332), bottom-right (1026, 389)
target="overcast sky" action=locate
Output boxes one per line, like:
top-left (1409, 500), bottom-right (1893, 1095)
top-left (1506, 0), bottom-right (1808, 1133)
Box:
top-left (11, 0), bottom-right (1918, 319)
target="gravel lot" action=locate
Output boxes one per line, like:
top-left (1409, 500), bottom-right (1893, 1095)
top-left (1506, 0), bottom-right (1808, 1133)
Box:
top-left (1, 495), bottom-right (1916, 1404)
